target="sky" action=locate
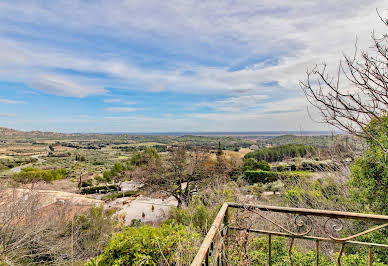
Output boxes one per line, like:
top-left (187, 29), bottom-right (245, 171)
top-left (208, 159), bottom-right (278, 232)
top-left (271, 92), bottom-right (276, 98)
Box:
top-left (0, 0), bottom-right (386, 133)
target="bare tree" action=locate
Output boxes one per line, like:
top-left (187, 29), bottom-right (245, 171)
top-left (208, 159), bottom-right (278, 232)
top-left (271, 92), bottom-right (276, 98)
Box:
top-left (300, 13), bottom-right (388, 152)
top-left (146, 146), bottom-right (211, 208)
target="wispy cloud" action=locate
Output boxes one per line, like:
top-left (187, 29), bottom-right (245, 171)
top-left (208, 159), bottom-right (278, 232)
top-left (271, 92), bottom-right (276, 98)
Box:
top-left (29, 75), bottom-right (107, 97)
top-left (0, 0), bottom-right (385, 131)
top-left (105, 107), bottom-right (142, 112)
top-left (104, 98), bottom-right (121, 103)
top-left (104, 98), bottom-right (137, 105)
top-left (0, 98), bottom-right (25, 104)
top-left (0, 112), bottom-right (17, 117)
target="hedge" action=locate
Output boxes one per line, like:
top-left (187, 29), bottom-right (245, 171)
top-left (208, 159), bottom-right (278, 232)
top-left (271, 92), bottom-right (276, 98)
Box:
top-left (101, 190), bottom-right (140, 201)
top-left (244, 170), bottom-right (311, 184)
top-left (81, 185), bottom-right (119, 194)
top-left (244, 170), bottom-right (278, 184)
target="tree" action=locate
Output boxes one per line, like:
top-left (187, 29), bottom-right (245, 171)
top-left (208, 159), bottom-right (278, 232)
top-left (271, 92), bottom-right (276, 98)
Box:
top-left (349, 116), bottom-right (387, 215)
top-left (300, 14), bottom-right (388, 152)
top-left (146, 146), bottom-right (211, 208)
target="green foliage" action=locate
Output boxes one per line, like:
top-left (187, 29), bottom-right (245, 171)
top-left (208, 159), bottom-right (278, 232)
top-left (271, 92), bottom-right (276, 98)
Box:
top-left (81, 185), bottom-right (118, 194)
top-left (81, 179), bottom-right (94, 187)
top-left (349, 115), bottom-right (387, 215)
top-left (70, 206), bottom-right (117, 259)
top-left (259, 134), bottom-right (334, 147)
top-left (0, 157), bottom-right (38, 170)
top-left (283, 176), bottom-right (345, 208)
top-left (244, 170), bottom-right (278, 184)
top-left (96, 222), bottom-right (200, 265)
top-left (263, 180), bottom-right (283, 194)
top-left (101, 190), bottom-right (140, 201)
top-left (242, 158), bottom-right (271, 171)
top-left (244, 170), bottom-right (311, 185)
top-left (245, 144), bottom-right (317, 162)
top-left (247, 183), bottom-right (264, 197)
top-left (12, 167), bottom-right (67, 183)
top-left (347, 116), bottom-right (388, 263)
top-left (170, 199), bottom-right (218, 235)
top-left (129, 147), bottom-right (160, 166)
top-left (301, 159), bottom-right (339, 172)
top-left (229, 236), bottom-right (385, 265)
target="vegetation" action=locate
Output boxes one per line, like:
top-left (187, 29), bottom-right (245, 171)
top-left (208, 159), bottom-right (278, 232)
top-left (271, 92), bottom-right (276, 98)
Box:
top-left (349, 116), bottom-right (388, 215)
top-left (12, 167), bottom-right (67, 183)
top-left (95, 222), bottom-right (200, 265)
top-left (245, 144), bottom-right (316, 162)
top-left (101, 190), bottom-right (140, 201)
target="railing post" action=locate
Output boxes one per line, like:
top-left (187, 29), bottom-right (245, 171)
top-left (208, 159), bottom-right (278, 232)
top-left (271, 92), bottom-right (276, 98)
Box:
top-left (368, 247), bottom-right (372, 266)
top-left (205, 248), bottom-right (209, 266)
top-left (315, 240), bottom-right (319, 266)
top-left (222, 206), bottom-right (229, 265)
top-left (268, 234), bottom-right (272, 266)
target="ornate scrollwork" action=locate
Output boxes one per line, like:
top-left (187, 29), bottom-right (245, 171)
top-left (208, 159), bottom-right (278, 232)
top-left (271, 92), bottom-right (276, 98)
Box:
top-left (246, 208), bottom-right (313, 236)
top-left (324, 218), bottom-right (388, 242)
top-left (324, 218), bottom-right (344, 239)
top-left (293, 215), bottom-right (313, 234)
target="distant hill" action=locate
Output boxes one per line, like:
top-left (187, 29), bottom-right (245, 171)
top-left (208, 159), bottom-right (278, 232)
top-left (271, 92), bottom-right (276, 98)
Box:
top-left (0, 127), bottom-right (63, 137)
top-left (0, 127), bottom-right (25, 136)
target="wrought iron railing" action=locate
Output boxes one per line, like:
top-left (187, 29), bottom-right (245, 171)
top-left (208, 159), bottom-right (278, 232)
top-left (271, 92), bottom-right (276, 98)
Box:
top-left (191, 203), bottom-right (388, 266)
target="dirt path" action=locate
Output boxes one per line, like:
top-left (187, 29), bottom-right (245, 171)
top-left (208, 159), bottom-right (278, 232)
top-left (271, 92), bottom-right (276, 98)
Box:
top-left (10, 154), bottom-right (46, 173)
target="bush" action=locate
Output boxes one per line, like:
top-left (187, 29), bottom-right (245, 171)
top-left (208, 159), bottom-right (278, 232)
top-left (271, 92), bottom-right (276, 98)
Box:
top-left (81, 179), bottom-right (94, 187)
top-left (301, 159), bottom-right (339, 172)
top-left (69, 206), bottom-right (117, 260)
top-left (101, 190), bottom-right (140, 201)
top-left (263, 180), bottom-right (283, 194)
top-left (257, 160), bottom-right (271, 171)
top-left (97, 222), bottom-right (200, 265)
top-left (81, 185), bottom-right (119, 194)
top-left (247, 183), bottom-right (264, 197)
top-left (229, 236), bottom-right (385, 266)
top-left (244, 170), bottom-right (278, 184)
top-left (12, 167), bottom-right (67, 183)
top-left (170, 200), bottom-right (217, 235)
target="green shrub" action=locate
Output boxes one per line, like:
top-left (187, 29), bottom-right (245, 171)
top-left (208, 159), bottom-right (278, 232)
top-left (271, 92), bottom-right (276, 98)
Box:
top-left (97, 222), bottom-right (200, 265)
top-left (81, 185), bottom-right (119, 194)
top-left (263, 180), bottom-right (283, 194)
top-left (101, 190), bottom-right (140, 201)
top-left (69, 206), bottom-right (117, 259)
top-left (301, 159), bottom-right (339, 172)
top-left (12, 167), bottom-right (67, 183)
top-left (247, 183), bottom-right (264, 197)
top-left (170, 201), bottom-right (217, 235)
top-left (244, 170), bottom-right (278, 184)
top-left (229, 236), bottom-right (385, 266)
top-left (81, 179), bottom-right (94, 187)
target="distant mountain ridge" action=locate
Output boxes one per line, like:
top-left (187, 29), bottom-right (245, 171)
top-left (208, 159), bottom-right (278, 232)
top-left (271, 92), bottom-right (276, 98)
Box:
top-left (0, 127), bottom-right (62, 137)
top-left (0, 127), bottom-right (339, 137)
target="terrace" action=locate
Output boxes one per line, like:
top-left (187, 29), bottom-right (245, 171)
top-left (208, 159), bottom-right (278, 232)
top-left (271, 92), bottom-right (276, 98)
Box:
top-left (191, 203), bottom-right (388, 265)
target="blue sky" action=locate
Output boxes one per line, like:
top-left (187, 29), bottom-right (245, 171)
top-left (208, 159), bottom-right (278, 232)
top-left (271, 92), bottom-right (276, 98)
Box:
top-left (0, 0), bottom-right (386, 132)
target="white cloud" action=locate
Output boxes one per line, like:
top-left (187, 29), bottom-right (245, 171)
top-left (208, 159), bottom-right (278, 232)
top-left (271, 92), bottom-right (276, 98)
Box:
top-left (0, 0), bottom-right (385, 131)
top-left (104, 98), bottom-right (121, 103)
top-left (0, 98), bottom-right (25, 104)
top-left (198, 94), bottom-right (269, 112)
top-left (104, 98), bottom-right (137, 105)
top-left (105, 107), bottom-right (142, 112)
top-left (29, 75), bottom-right (107, 97)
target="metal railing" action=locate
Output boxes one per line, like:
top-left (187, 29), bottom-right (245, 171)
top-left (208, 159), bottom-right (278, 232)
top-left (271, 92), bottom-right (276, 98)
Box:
top-left (191, 203), bottom-right (388, 266)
